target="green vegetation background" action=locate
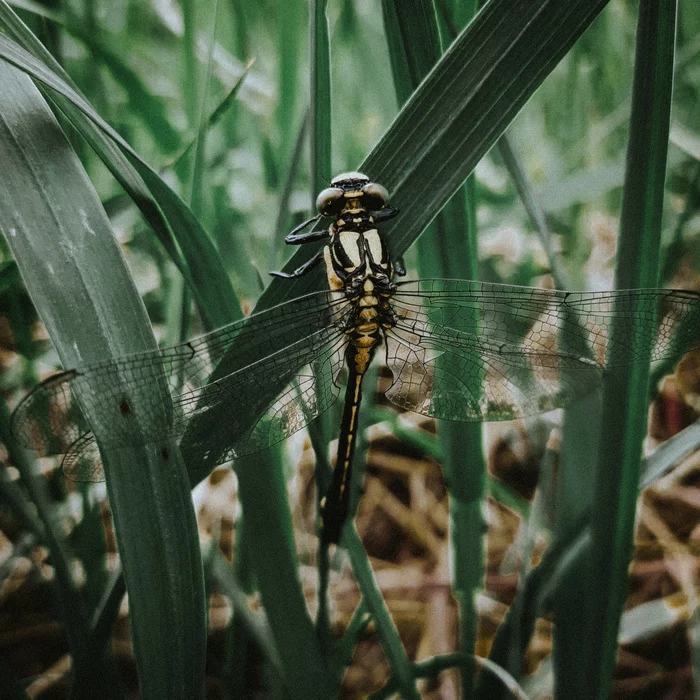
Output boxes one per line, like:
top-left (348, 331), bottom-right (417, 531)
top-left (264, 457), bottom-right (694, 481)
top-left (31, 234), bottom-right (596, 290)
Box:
top-left (0, 0), bottom-right (698, 698)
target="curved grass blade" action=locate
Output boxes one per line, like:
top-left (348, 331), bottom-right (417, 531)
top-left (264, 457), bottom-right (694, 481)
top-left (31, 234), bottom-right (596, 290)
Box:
top-left (0, 61), bottom-right (206, 698)
top-left (0, 24), bottom-right (326, 692)
top-left (344, 526), bottom-right (421, 699)
top-left (374, 653), bottom-right (530, 700)
top-left (260, 0), bottom-right (612, 311)
top-left (10, 0), bottom-right (181, 153)
top-left (236, 450), bottom-right (334, 700)
top-left (310, 0), bottom-right (331, 193)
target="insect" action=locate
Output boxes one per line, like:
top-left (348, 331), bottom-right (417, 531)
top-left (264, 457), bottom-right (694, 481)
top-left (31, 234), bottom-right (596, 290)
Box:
top-left (11, 172), bottom-right (700, 543)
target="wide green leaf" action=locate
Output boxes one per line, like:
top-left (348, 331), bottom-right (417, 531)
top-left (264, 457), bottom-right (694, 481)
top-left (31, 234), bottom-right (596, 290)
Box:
top-left (0, 61), bottom-right (206, 699)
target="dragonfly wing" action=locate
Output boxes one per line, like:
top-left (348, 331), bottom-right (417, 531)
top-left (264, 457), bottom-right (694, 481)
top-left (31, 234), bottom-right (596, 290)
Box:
top-left (385, 280), bottom-right (700, 421)
top-left (176, 327), bottom-right (348, 472)
top-left (11, 370), bottom-right (92, 457)
top-left (391, 280), bottom-right (700, 366)
top-left (384, 321), bottom-right (602, 421)
top-left (165, 290), bottom-right (342, 390)
top-left (62, 434), bottom-right (104, 482)
top-left (11, 290), bottom-right (344, 479)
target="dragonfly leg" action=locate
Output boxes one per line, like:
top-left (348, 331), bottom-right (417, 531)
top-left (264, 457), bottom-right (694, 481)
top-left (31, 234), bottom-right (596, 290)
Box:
top-left (269, 248), bottom-right (324, 279)
top-left (285, 218), bottom-right (329, 245)
top-left (373, 205), bottom-right (399, 224)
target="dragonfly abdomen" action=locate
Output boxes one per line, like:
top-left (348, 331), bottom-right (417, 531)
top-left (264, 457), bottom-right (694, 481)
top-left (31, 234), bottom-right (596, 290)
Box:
top-left (320, 275), bottom-right (394, 543)
top-left (320, 360), bottom-right (365, 543)
top-left (347, 277), bottom-right (386, 371)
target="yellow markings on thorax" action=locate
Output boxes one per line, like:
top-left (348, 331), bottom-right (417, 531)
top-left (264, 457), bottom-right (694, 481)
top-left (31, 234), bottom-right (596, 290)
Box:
top-left (323, 247), bottom-right (344, 291)
top-left (338, 231), bottom-right (362, 270)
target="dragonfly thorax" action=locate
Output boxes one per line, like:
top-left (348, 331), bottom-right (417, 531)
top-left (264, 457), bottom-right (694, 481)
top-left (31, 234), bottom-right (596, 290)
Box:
top-left (324, 228), bottom-right (394, 293)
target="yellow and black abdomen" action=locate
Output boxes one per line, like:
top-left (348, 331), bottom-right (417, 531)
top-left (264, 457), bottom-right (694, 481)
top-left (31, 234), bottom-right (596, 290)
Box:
top-left (319, 276), bottom-right (386, 543)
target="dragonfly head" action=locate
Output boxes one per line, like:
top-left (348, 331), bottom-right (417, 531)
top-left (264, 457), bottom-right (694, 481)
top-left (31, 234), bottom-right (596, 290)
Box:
top-left (316, 172), bottom-right (391, 220)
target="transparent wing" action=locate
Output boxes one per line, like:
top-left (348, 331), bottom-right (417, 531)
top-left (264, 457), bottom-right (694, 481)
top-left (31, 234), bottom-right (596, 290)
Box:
top-left (175, 328), bottom-right (348, 474)
top-left (62, 434), bottom-right (103, 482)
top-left (385, 279), bottom-right (700, 421)
top-left (12, 290), bottom-right (350, 480)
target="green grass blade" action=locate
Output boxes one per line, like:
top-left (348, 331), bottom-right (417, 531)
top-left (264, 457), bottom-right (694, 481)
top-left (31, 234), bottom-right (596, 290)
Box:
top-left (344, 526), bottom-right (421, 699)
top-left (259, 0), bottom-right (611, 311)
top-left (583, 3), bottom-right (678, 698)
top-left (0, 62), bottom-right (206, 698)
top-left (381, 0), bottom-right (439, 104)
top-left (87, 38), bottom-right (181, 155)
top-left (89, 567), bottom-right (127, 657)
top-left (496, 137), bottom-right (566, 286)
top-left (10, 0), bottom-right (181, 153)
top-left (310, 0), bottom-right (331, 192)
top-left (236, 451), bottom-right (333, 699)
top-left (206, 549), bottom-right (282, 674)
top-left (168, 60), bottom-right (252, 172)
top-left (181, 0), bottom-right (200, 125)
top-left (308, 0), bottom-right (336, 649)
top-left (362, 0), bottom-right (612, 261)
top-left (277, 0), bottom-right (303, 163)
top-left (549, 393), bottom-right (601, 696)
top-left (375, 653), bottom-right (529, 700)
top-left (330, 599), bottom-right (371, 685)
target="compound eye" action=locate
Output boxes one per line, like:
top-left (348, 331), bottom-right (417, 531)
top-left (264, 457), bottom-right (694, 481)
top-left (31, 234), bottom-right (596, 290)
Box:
top-left (316, 187), bottom-right (344, 216)
top-left (361, 182), bottom-right (390, 210)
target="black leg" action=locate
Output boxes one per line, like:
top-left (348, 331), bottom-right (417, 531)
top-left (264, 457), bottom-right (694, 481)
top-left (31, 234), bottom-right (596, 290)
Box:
top-left (393, 256), bottom-right (406, 277)
top-left (373, 205), bottom-right (399, 224)
top-left (270, 248), bottom-right (324, 279)
top-left (285, 217), bottom-right (329, 245)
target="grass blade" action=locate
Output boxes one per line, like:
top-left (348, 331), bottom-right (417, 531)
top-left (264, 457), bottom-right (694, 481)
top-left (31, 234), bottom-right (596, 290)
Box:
top-left (583, 3), bottom-right (678, 698)
top-left (260, 0), bottom-right (612, 312)
top-left (0, 61), bottom-right (206, 698)
top-left (308, 0), bottom-right (341, 655)
top-left (236, 451), bottom-right (333, 699)
top-left (345, 526), bottom-right (421, 699)
top-left (310, 0), bottom-right (331, 192)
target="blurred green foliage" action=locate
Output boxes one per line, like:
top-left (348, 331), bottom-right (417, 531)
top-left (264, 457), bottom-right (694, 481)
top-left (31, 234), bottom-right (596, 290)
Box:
top-left (0, 0), bottom-right (698, 698)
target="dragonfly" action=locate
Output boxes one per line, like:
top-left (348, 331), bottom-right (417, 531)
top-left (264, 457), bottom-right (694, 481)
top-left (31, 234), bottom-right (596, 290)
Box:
top-left (11, 172), bottom-right (700, 543)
